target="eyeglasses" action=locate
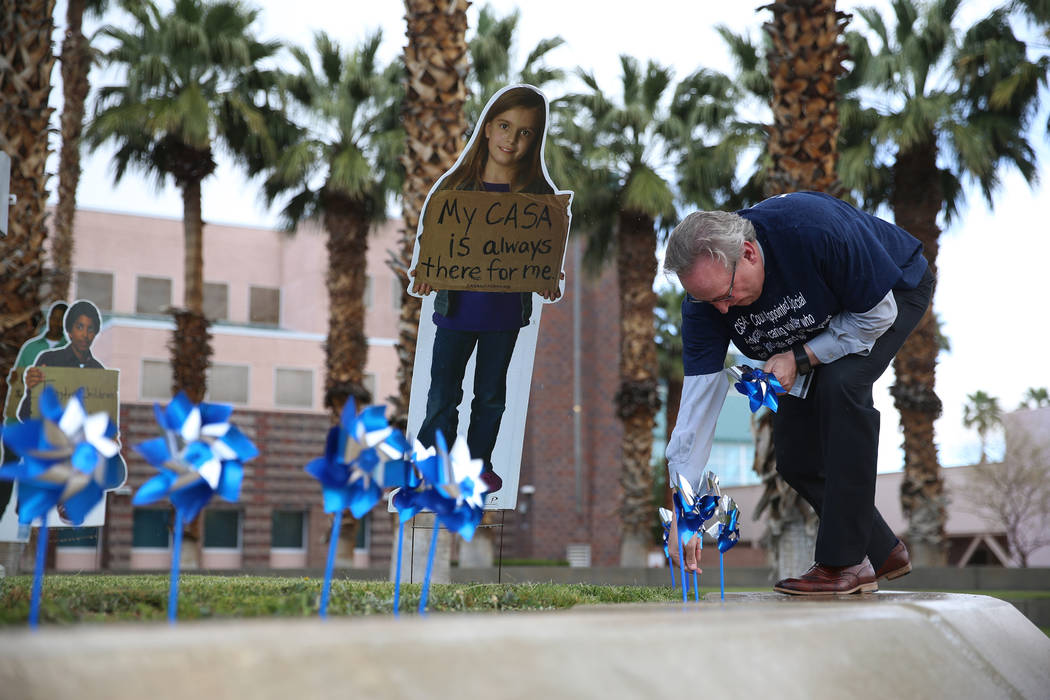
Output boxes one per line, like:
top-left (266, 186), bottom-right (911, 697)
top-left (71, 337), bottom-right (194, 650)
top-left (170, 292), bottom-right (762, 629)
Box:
top-left (686, 261), bottom-right (737, 304)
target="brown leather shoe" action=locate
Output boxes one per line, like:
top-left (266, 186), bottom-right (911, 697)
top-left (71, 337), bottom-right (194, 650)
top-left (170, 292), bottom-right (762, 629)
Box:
top-left (874, 540), bottom-right (911, 580)
top-left (773, 558), bottom-right (878, 595)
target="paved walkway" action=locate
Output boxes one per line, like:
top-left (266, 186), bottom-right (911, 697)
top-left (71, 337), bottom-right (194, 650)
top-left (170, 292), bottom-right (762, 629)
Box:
top-left (2, 592), bottom-right (1048, 699)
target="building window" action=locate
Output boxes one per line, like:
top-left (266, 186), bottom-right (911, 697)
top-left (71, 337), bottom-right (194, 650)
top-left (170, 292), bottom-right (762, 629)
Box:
top-left (249, 286), bottom-right (280, 325)
top-left (55, 526), bottom-right (99, 549)
top-left (391, 276), bottom-right (402, 310)
top-left (75, 271), bottom-right (114, 311)
top-left (271, 510), bottom-right (306, 550)
top-left (132, 508), bottom-right (171, 548)
top-left (136, 275), bottom-right (172, 315)
top-left (203, 282), bottom-right (229, 321)
top-left (207, 364), bottom-right (249, 405)
top-left (203, 510), bottom-right (241, 549)
top-left (364, 275), bottom-right (374, 309)
top-left (141, 359), bottom-right (173, 400)
top-left (275, 368), bottom-right (313, 409)
top-left (355, 512), bottom-right (370, 549)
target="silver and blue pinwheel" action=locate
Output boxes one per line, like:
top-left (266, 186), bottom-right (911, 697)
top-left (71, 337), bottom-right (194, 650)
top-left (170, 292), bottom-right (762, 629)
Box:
top-left (727, 365), bottom-right (784, 413)
top-left (132, 392), bottom-right (258, 520)
top-left (0, 385), bottom-right (126, 627)
top-left (305, 399), bottom-right (413, 519)
top-left (0, 385), bottom-right (125, 525)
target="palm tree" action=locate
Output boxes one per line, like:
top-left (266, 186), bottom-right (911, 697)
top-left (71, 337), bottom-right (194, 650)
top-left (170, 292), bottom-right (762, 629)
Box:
top-left (0, 0), bottom-right (56, 416)
top-left (842, 0), bottom-right (1047, 565)
top-left (263, 30), bottom-right (403, 399)
top-left (394, 0), bottom-right (470, 427)
top-left (963, 390), bottom-right (1003, 464)
top-left (87, 0), bottom-right (282, 402)
top-left (561, 57), bottom-right (679, 565)
top-left (466, 4), bottom-right (565, 126)
top-left (0, 0), bottom-right (56, 576)
top-left (51, 0), bottom-right (108, 303)
top-left (1018, 387), bottom-right (1050, 410)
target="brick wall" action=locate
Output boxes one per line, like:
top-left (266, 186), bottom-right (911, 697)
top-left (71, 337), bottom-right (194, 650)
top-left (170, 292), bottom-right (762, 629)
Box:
top-left (514, 241), bottom-right (624, 565)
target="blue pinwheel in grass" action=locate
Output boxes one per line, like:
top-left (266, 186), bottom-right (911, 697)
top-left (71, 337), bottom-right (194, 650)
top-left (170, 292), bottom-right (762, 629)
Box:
top-left (431, 434), bottom-right (490, 540)
top-left (658, 507), bottom-right (673, 559)
top-left (305, 399), bottom-right (413, 518)
top-left (132, 392), bottom-right (258, 521)
top-left (390, 430), bottom-right (490, 538)
top-left (707, 495), bottom-right (741, 553)
top-left (0, 386), bottom-right (125, 525)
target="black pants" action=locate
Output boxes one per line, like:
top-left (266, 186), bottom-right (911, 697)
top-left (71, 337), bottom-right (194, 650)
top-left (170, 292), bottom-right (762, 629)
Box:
top-left (773, 268), bottom-right (934, 569)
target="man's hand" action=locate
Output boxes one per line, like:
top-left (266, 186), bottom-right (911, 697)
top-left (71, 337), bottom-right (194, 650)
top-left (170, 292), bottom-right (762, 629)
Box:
top-left (763, 351), bottom-right (796, 392)
top-left (666, 507), bottom-right (702, 573)
top-left (538, 272), bottom-right (566, 301)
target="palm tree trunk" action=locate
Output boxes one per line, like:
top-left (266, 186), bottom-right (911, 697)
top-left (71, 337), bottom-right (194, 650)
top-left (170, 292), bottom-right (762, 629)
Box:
top-left (322, 191), bottom-right (370, 393)
top-left (759, 0), bottom-right (848, 575)
top-left (0, 0), bottom-right (55, 575)
top-left (396, 0), bottom-right (469, 427)
top-left (890, 139), bottom-right (947, 566)
top-left (764, 0), bottom-right (849, 196)
top-left (615, 210), bottom-right (660, 566)
top-left (51, 0), bottom-right (89, 303)
top-left (170, 177), bottom-right (211, 403)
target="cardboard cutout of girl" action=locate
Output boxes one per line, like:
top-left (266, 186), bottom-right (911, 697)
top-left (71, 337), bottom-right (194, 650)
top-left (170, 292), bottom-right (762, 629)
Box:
top-left (406, 84), bottom-right (572, 509)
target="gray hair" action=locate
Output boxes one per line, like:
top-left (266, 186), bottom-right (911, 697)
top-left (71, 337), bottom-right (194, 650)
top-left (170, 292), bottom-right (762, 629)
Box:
top-left (663, 211), bottom-right (755, 275)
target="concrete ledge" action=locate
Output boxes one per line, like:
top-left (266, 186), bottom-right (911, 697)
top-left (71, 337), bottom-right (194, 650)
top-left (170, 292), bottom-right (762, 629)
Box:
top-left (1, 593), bottom-right (1047, 699)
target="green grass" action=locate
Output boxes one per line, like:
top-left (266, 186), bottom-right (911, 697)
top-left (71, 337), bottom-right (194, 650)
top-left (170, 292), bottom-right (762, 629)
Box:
top-left (3, 575), bottom-right (1048, 629)
top-left (0, 574), bottom-right (687, 625)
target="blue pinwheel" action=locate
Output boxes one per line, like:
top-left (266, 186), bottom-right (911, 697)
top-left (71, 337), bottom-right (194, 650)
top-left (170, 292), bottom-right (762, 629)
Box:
top-left (0, 386), bottom-right (125, 525)
top-left (131, 392), bottom-right (258, 624)
top-left (706, 494), bottom-right (741, 601)
top-left (305, 399), bottom-right (413, 519)
top-left (658, 507), bottom-right (676, 588)
top-left (730, 365), bottom-right (784, 413)
top-left (303, 399), bottom-right (412, 618)
top-left (0, 385), bottom-right (126, 627)
top-left (432, 434), bottom-right (489, 540)
top-left (132, 392), bottom-right (258, 521)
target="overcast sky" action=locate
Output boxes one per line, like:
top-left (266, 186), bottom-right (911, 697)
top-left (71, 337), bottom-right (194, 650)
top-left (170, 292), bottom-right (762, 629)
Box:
top-left (51, 0), bottom-right (1049, 470)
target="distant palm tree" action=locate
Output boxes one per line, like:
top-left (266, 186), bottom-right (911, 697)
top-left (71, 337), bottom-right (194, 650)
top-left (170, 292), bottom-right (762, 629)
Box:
top-left (395, 0), bottom-right (470, 427)
top-left (963, 390), bottom-right (1003, 464)
top-left (51, 0), bottom-right (108, 303)
top-left (466, 4), bottom-right (565, 126)
top-left (87, 0), bottom-right (282, 402)
top-left (264, 30), bottom-right (403, 398)
top-left (561, 57), bottom-right (679, 565)
top-left (0, 0), bottom-right (56, 417)
top-left (842, 0), bottom-right (1047, 565)
top-left (1018, 387), bottom-right (1050, 410)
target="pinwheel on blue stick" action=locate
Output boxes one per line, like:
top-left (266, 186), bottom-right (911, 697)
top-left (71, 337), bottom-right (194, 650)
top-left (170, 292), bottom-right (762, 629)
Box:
top-left (727, 365), bottom-right (784, 413)
top-left (304, 398), bottom-right (412, 618)
top-left (658, 507), bottom-right (675, 589)
top-left (131, 392), bottom-right (259, 623)
top-left (705, 494), bottom-right (741, 601)
top-left (390, 430), bottom-right (491, 616)
top-left (0, 386), bottom-right (125, 628)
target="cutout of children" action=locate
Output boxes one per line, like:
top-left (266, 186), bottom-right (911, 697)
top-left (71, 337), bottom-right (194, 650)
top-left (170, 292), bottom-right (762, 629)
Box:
top-left (14, 299), bottom-right (125, 528)
top-left (407, 85), bottom-right (571, 508)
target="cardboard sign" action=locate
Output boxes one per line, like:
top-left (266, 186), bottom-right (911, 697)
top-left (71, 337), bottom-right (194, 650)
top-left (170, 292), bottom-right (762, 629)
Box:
top-left (415, 190), bottom-right (571, 295)
top-left (24, 367), bottom-right (120, 423)
top-left (3, 370), bottom-right (25, 423)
